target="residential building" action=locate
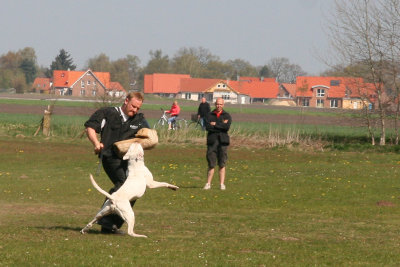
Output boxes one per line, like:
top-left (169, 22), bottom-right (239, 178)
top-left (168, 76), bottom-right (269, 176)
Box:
top-left (294, 76), bottom-right (377, 109)
top-left (32, 77), bottom-right (52, 94)
top-left (52, 69), bottom-right (126, 97)
top-left (144, 73), bottom-right (280, 104)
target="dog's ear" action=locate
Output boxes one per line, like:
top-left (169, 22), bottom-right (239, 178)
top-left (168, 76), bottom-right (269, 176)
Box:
top-left (122, 152), bottom-right (130, 160)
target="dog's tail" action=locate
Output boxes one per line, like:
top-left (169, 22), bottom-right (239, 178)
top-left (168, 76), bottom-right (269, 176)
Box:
top-left (89, 174), bottom-right (114, 200)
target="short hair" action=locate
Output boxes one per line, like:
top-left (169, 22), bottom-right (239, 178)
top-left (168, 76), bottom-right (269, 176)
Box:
top-left (126, 92), bottom-right (144, 102)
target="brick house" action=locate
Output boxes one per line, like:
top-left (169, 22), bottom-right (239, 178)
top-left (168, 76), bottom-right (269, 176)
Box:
top-left (294, 76), bottom-right (377, 109)
top-left (52, 69), bottom-right (126, 97)
top-left (32, 77), bottom-right (52, 94)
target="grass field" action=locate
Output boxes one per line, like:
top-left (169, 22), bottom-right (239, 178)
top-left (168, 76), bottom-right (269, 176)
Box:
top-left (0, 111), bottom-right (384, 149)
top-left (1, 137), bottom-right (400, 266)
top-left (0, 97), bottom-right (353, 117)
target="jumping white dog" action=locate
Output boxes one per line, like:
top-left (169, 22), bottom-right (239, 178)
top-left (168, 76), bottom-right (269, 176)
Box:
top-left (81, 142), bottom-right (178, 237)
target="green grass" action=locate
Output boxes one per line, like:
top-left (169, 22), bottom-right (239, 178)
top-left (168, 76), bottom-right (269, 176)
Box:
top-left (1, 139), bottom-right (400, 265)
top-left (1, 112), bottom-right (393, 149)
top-left (0, 97), bottom-right (357, 117)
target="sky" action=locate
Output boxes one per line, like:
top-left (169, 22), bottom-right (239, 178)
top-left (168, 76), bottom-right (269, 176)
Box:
top-left (0, 0), bottom-right (335, 75)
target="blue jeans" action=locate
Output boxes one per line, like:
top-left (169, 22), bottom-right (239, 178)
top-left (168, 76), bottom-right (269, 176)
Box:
top-left (168, 116), bottom-right (177, 125)
top-left (199, 117), bottom-right (206, 130)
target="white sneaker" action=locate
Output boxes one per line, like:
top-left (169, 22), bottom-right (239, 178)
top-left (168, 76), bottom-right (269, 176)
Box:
top-left (220, 184), bottom-right (226, 190)
top-left (203, 183), bottom-right (211, 190)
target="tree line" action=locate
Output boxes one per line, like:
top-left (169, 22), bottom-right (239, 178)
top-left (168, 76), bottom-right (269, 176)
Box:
top-left (0, 46), bottom-right (309, 93)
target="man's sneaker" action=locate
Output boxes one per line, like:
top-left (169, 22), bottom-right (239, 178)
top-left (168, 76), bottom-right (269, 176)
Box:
top-left (220, 184), bottom-right (226, 190)
top-left (203, 183), bottom-right (211, 190)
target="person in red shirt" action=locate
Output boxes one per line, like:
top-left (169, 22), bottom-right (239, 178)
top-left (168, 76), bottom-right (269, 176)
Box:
top-left (165, 100), bottom-right (180, 130)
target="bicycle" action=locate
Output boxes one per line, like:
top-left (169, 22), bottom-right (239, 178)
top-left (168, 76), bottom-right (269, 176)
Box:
top-left (187, 113), bottom-right (202, 130)
top-left (153, 108), bottom-right (188, 130)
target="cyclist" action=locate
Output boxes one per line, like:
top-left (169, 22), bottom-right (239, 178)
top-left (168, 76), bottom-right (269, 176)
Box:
top-left (166, 100), bottom-right (180, 130)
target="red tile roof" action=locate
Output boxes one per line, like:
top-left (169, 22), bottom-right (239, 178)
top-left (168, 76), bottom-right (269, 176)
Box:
top-left (144, 73), bottom-right (191, 94)
top-left (281, 83), bottom-right (297, 97)
top-left (52, 70), bottom-right (110, 88)
top-left (32, 77), bottom-right (51, 91)
top-left (296, 76), bottom-right (378, 99)
top-left (180, 78), bottom-right (225, 92)
top-left (229, 80), bottom-right (279, 98)
top-left (109, 81), bottom-right (126, 92)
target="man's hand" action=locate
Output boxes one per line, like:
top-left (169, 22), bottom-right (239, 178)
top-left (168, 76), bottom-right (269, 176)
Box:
top-left (210, 122), bottom-right (216, 126)
top-left (94, 142), bottom-right (104, 154)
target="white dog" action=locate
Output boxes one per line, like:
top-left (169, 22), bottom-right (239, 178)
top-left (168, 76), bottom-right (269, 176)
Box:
top-left (81, 142), bottom-right (178, 237)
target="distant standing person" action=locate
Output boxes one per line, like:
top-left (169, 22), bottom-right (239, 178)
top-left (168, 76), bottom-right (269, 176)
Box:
top-left (203, 97), bottom-right (232, 190)
top-left (165, 100), bottom-right (180, 130)
top-left (197, 97), bottom-right (211, 130)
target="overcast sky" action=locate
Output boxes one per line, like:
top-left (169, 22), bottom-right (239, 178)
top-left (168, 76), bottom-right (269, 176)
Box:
top-left (0, 0), bottom-right (335, 75)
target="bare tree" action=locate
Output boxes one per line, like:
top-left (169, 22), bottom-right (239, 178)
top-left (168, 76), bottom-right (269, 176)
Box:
top-left (379, 0), bottom-right (400, 144)
top-left (267, 57), bottom-right (307, 83)
top-left (326, 0), bottom-right (400, 145)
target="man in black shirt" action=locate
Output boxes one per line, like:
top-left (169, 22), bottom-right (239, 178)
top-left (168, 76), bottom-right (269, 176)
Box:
top-left (84, 92), bottom-right (149, 234)
top-left (197, 97), bottom-right (211, 130)
top-left (203, 97), bottom-right (232, 190)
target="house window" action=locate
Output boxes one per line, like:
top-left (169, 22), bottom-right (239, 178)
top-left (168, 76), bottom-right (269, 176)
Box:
top-left (317, 89), bottom-right (325, 97)
top-left (222, 84), bottom-right (226, 88)
top-left (330, 99), bottom-right (338, 108)
top-left (92, 90), bottom-right (97, 96)
top-left (198, 93), bottom-right (204, 99)
top-left (302, 98), bottom-right (310, 107)
top-left (317, 99), bottom-right (324, 107)
top-left (93, 81), bottom-right (96, 85)
top-left (81, 81), bottom-right (85, 88)
top-left (217, 84), bottom-right (221, 88)
top-left (222, 94), bottom-right (230, 100)
top-left (185, 93), bottom-right (191, 100)
top-left (87, 80), bottom-right (91, 85)
top-left (80, 89), bottom-right (86, 96)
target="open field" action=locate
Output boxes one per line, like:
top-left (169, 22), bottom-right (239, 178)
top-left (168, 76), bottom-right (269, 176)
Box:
top-left (1, 138), bottom-right (400, 266)
top-left (1, 94), bottom-right (400, 265)
top-left (0, 93), bottom-right (367, 127)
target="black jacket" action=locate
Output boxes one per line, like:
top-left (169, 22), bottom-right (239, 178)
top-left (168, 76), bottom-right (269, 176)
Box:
top-left (205, 109), bottom-right (232, 146)
top-left (84, 107), bottom-right (149, 157)
top-left (197, 102), bottom-right (211, 118)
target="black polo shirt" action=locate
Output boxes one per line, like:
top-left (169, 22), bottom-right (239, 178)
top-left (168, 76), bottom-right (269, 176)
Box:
top-left (84, 107), bottom-right (149, 157)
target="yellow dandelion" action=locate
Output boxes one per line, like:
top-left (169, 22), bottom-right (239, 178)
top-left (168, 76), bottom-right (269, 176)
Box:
top-left (190, 195), bottom-right (195, 198)
top-left (88, 189), bottom-right (92, 192)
